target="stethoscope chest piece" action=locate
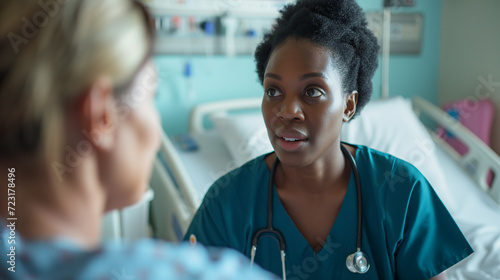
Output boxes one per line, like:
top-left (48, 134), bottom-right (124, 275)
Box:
top-left (346, 249), bottom-right (370, 274)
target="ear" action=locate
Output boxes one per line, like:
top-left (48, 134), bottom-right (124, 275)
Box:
top-left (343, 91), bottom-right (358, 122)
top-left (77, 77), bottom-right (116, 151)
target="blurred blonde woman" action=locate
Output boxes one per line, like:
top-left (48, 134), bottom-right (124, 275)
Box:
top-left (0, 0), bottom-right (276, 279)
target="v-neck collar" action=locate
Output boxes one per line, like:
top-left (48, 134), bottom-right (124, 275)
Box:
top-left (272, 170), bottom-right (356, 258)
top-left (264, 148), bottom-right (359, 265)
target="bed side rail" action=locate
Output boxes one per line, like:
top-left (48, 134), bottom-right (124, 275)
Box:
top-left (149, 156), bottom-right (192, 242)
top-left (148, 129), bottom-right (200, 241)
top-left (189, 97), bottom-right (262, 134)
top-left (412, 96), bottom-right (500, 205)
top-left (158, 129), bottom-right (200, 213)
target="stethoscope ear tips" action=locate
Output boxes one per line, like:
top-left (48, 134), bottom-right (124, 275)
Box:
top-left (346, 250), bottom-right (370, 274)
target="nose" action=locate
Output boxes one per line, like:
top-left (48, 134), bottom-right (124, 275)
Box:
top-left (277, 96), bottom-right (304, 122)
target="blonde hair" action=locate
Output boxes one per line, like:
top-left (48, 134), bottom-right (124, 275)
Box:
top-left (0, 0), bottom-right (154, 166)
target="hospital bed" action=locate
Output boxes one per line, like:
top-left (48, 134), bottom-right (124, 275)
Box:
top-left (148, 96), bottom-right (500, 280)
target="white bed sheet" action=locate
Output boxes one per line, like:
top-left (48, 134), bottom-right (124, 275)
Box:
top-left (434, 144), bottom-right (500, 226)
top-left (434, 144), bottom-right (500, 280)
top-left (175, 131), bottom-right (235, 203)
top-left (450, 223), bottom-right (500, 280)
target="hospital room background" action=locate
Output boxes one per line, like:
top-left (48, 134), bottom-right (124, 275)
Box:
top-left (151, 0), bottom-right (500, 154)
top-left (103, 0), bottom-right (500, 279)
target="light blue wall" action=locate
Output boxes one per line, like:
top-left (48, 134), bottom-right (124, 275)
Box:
top-left (155, 0), bottom-right (442, 135)
top-left (154, 56), bottom-right (263, 135)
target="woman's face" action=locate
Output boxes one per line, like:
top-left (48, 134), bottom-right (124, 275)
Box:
top-left (103, 61), bottom-right (161, 211)
top-left (262, 38), bottom-right (349, 167)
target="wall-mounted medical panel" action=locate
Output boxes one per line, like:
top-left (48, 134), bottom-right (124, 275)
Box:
top-left (143, 0), bottom-right (289, 17)
top-left (143, 1), bottom-right (424, 55)
top-left (384, 0), bottom-right (417, 8)
top-left (143, 0), bottom-right (290, 56)
top-left (153, 16), bottom-right (274, 56)
top-left (366, 12), bottom-right (424, 54)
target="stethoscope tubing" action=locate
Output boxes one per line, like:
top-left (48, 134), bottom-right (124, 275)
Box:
top-left (342, 143), bottom-right (363, 250)
top-left (250, 143), bottom-right (368, 277)
top-left (251, 157), bottom-right (285, 250)
top-left (250, 157), bottom-right (286, 279)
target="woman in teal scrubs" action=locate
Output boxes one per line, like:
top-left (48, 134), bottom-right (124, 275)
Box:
top-left (185, 0), bottom-right (473, 279)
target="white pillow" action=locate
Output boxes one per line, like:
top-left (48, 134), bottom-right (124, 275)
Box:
top-left (210, 113), bottom-right (273, 166)
top-left (341, 96), bottom-right (457, 213)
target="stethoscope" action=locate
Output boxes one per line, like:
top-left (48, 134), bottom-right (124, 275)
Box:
top-left (249, 144), bottom-right (370, 279)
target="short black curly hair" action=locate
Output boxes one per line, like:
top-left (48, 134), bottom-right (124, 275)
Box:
top-left (255, 0), bottom-right (379, 117)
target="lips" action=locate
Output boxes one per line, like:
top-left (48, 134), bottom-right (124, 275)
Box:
top-left (276, 129), bottom-right (308, 152)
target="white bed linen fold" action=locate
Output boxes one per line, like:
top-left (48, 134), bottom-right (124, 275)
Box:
top-left (434, 145), bottom-right (500, 280)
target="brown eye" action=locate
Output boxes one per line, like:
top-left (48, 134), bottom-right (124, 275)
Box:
top-left (266, 88), bottom-right (282, 97)
top-left (305, 88), bottom-right (323, 97)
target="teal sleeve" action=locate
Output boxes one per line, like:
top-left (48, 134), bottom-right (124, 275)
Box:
top-left (183, 161), bottom-right (261, 254)
top-left (394, 177), bottom-right (474, 279)
top-left (183, 184), bottom-right (231, 248)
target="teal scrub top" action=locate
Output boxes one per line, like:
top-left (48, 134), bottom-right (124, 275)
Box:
top-left (185, 144), bottom-right (473, 279)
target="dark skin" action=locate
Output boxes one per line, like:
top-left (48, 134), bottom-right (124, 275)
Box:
top-left (261, 38), bottom-right (447, 280)
top-left (262, 38), bottom-right (357, 252)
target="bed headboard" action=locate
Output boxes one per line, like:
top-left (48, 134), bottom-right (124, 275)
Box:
top-left (189, 98), bottom-right (262, 134)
